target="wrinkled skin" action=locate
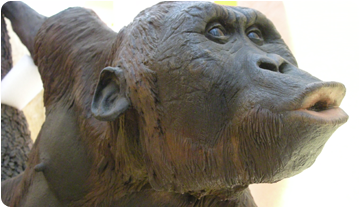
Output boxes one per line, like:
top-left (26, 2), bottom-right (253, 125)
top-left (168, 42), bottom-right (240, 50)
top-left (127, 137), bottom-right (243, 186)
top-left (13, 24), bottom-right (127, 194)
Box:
top-left (142, 3), bottom-right (348, 191)
top-left (1, 1), bottom-right (348, 207)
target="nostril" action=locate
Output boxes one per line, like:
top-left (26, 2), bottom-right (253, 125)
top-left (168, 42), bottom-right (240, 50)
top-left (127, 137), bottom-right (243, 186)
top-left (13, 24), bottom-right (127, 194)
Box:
top-left (258, 61), bottom-right (278, 72)
top-left (279, 63), bottom-right (285, 73)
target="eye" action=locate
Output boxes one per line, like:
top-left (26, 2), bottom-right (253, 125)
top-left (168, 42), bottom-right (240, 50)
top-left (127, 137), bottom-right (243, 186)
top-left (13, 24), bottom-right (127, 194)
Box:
top-left (208, 27), bottom-right (225, 37)
top-left (248, 31), bottom-right (261, 39)
top-left (205, 23), bottom-right (229, 44)
top-left (247, 28), bottom-right (264, 45)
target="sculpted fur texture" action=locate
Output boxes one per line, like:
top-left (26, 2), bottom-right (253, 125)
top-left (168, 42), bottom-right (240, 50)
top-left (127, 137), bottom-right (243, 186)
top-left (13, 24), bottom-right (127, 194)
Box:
top-left (1, 1), bottom-right (348, 206)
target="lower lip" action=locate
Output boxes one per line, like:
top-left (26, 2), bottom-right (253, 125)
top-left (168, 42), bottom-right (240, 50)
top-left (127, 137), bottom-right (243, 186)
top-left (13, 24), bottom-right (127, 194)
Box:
top-left (294, 107), bottom-right (349, 124)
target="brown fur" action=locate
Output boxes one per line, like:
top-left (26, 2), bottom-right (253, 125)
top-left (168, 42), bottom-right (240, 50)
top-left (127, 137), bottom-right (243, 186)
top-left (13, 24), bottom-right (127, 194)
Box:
top-left (2, 2), bottom-right (347, 206)
top-left (8, 137), bottom-right (40, 206)
top-left (1, 173), bottom-right (23, 205)
top-left (8, 4), bottom-right (179, 206)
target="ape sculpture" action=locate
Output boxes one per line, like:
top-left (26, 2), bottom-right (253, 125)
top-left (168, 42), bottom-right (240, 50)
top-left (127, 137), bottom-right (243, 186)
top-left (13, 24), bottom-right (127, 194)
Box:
top-left (1, 1), bottom-right (348, 206)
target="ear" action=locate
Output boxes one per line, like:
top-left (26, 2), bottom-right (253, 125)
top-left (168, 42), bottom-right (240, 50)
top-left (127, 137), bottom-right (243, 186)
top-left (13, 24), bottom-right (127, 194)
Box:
top-left (91, 66), bottom-right (130, 121)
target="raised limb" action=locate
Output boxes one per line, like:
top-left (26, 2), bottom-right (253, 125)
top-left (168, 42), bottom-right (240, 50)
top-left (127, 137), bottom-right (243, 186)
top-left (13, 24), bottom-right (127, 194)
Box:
top-left (2, 1), bottom-right (46, 56)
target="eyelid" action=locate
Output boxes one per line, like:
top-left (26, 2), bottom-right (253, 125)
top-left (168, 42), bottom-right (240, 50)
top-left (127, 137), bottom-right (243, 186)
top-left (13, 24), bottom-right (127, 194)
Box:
top-left (207, 23), bottom-right (226, 34)
top-left (246, 27), bottom-right (262, 37)
top-left (205, 22), bottom-right (229, 44)
top-left (246, 26), bottom-right (264, 45)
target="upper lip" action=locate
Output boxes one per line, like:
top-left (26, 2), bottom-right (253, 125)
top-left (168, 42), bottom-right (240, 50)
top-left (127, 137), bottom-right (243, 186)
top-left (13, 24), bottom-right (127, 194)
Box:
top-left (296, 81), bottom-right (346, 112)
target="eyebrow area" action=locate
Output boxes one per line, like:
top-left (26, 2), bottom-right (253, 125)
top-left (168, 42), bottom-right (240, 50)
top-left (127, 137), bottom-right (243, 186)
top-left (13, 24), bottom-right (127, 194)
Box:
top-left (184, 3), bottom-right (267, 31)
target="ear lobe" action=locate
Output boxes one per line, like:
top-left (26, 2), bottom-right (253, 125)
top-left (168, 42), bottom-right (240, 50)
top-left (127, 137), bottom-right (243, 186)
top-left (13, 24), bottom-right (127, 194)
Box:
top-left (91, 67), bottom-right (130, 121)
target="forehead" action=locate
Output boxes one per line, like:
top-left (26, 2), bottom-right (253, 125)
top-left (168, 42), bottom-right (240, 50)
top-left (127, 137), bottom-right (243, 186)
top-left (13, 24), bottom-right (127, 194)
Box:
top-left (161, 1), bottom-right (268, 28)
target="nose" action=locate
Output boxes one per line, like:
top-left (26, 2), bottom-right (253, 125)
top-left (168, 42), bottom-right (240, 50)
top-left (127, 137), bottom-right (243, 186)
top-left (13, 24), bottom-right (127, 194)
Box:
top-left (257, 54), bottom-right (287, 73)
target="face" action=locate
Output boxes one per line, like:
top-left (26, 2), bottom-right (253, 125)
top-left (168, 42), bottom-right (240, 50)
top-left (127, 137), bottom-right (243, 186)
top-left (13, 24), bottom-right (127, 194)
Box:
top-left (113, 2), bottom-right (348, 194)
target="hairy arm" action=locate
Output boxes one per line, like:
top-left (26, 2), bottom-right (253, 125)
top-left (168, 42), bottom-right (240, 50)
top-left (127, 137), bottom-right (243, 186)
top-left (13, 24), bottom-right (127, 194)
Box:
top-left (1, 173), bottom-right (23, 206)
top-left (1, 1), bottom-right (46, 56)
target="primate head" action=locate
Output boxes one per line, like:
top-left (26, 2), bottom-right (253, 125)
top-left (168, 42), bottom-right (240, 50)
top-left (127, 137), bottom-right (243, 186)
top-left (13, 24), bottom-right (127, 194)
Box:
top-left (91, 2), bottom-right (348, 196)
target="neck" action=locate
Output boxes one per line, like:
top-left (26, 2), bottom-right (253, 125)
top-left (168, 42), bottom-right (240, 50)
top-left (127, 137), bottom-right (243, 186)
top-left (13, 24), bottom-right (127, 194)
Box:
top-left (79, 109), bottom-right (256, 206)
top-left (110, 185), bottom-right (257, 206)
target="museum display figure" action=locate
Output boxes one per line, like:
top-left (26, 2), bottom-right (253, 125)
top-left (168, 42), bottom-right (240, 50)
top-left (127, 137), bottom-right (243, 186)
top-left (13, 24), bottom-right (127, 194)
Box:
top-left (1, 1), bottom-right (348, 206)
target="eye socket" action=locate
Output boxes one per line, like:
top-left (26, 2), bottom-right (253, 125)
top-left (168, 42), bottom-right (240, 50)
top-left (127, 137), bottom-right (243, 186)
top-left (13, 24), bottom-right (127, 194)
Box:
top-left (248, 31), bottom-right (261, 39)
top-left (208, 27), bottom-right (225, 37)
top-left (206, 23), bottom-right (228, 44)
top-left (247, 28), bottom-right (264, 45)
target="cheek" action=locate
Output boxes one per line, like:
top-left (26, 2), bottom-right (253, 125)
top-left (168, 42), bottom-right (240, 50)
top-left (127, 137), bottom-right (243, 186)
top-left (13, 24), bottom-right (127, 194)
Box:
top-left (159, 81), bottom-right (231, 147)
top-left (156, 59), bottom-right (248, 147)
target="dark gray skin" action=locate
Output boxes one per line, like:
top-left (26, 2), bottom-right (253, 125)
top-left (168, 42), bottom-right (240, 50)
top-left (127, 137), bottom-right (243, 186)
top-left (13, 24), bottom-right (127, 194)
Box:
top-left (1, 1), bottom-right (348, 206)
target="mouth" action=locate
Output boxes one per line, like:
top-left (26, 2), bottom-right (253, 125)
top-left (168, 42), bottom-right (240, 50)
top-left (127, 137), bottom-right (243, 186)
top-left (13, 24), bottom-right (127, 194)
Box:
top-left (293, 81), bottom-right (349, 124)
